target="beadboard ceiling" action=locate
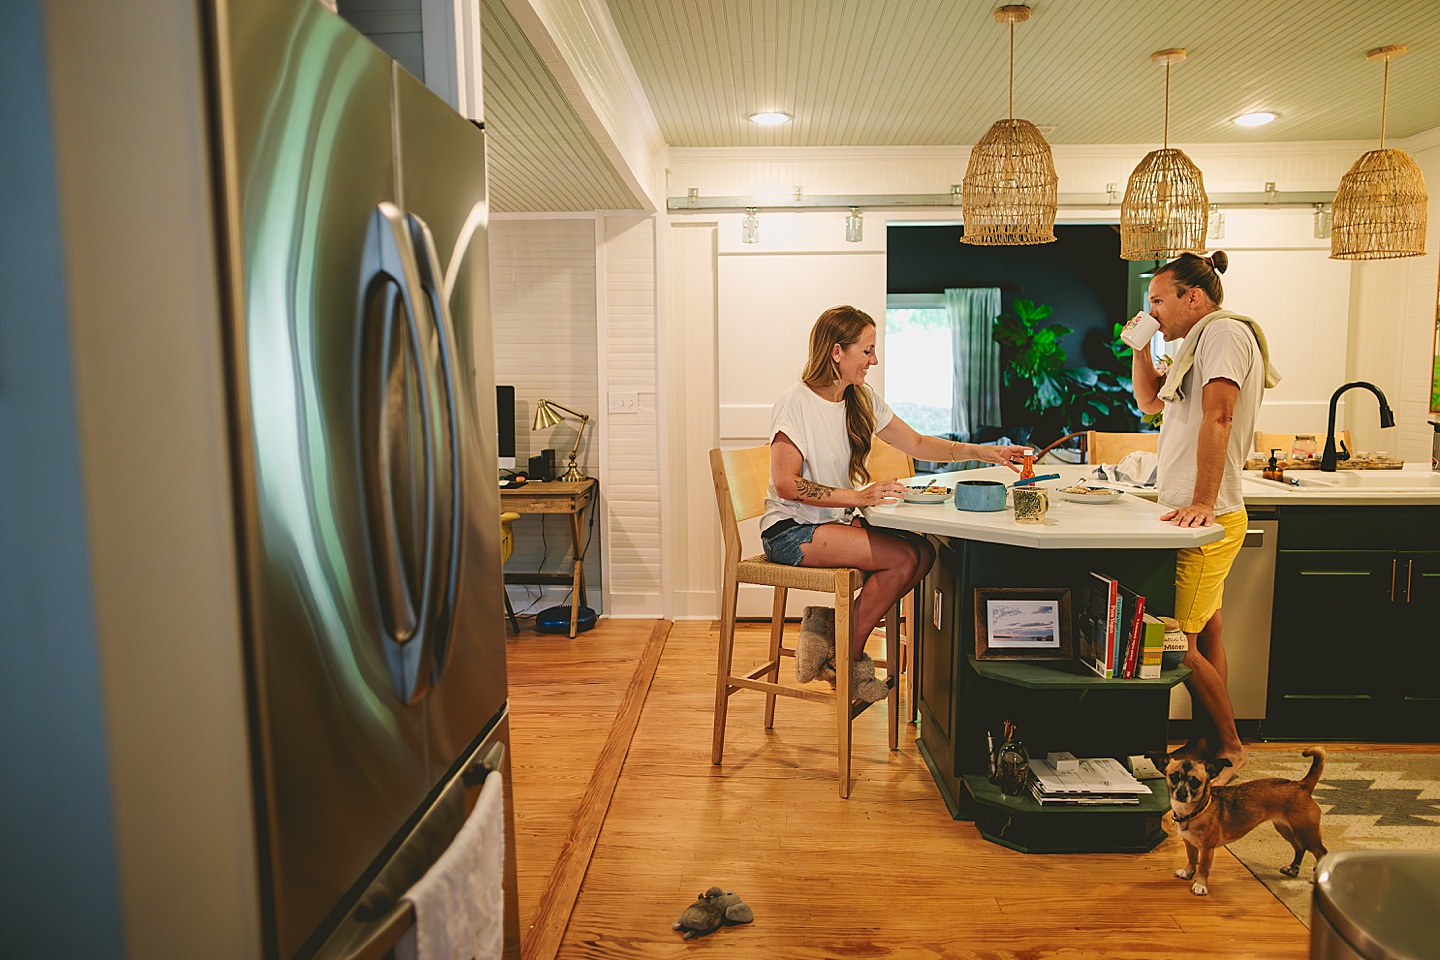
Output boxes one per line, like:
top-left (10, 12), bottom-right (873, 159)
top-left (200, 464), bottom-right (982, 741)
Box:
top-left (482, 0), bottom-right (638, 211)
top-left (484, 0), bottom-right (1440, 211)
top-left (603, 0), bottom-right (1440, 147)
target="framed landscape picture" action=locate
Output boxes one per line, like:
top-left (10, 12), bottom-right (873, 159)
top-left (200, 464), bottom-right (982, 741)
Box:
top-left (974, 587), bottom-right (1073, 661)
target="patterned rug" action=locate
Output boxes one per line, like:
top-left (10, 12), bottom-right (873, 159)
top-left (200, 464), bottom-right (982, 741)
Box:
top-left (1223, 751), bottom-right (1440, 925)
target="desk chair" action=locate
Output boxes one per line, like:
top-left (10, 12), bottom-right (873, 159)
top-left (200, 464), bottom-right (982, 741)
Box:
top-left (500, 511), bottom-right (521, 634)
top-left (709, 445), bottom-right (900, 798)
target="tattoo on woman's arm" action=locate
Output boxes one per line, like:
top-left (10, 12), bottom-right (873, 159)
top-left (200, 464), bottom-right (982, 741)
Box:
top-left (794, 477), bottom-right (835, 502)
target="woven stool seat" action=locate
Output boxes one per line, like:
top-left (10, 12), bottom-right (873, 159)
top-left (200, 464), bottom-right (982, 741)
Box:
top-left (736, 556), bottom-right (856, 590)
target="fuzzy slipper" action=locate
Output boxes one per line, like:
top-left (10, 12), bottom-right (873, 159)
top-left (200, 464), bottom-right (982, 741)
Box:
top-left (795, 606), bottom-right (836, 684)
top-left (844, 658), bottom-right (892, 704)
top-left (822, 651), bottom-right (873, 688)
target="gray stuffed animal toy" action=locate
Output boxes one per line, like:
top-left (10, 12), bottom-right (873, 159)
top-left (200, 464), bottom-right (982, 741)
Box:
top-left (672, 886), bottom-right (754, 939)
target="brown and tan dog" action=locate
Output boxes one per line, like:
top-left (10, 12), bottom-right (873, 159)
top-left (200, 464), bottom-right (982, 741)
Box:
top-left (1159, 746), bottom-right (1328, 896)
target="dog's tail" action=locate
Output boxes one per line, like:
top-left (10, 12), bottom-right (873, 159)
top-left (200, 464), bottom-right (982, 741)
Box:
top-left (1298, 746), bottom-right (1326, 791)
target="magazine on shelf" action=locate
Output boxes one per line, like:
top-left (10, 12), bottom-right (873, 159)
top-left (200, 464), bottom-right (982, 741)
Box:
top-left (1028, 780), bottom-right (1141, 805)
top-left (1028, 757), bottom-right (1149, 796)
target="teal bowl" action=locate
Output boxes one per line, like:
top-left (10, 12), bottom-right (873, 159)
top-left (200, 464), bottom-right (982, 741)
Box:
top-left (953, 480), bottom-right (1008, 512)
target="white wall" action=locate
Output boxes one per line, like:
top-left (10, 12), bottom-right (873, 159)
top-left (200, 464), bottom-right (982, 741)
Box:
top-left (490, 213), bottom-right (668, 618)
top-left (598, 215), bottom-right (665, 616)
top-left (490, 216), bottom-right (603, 614)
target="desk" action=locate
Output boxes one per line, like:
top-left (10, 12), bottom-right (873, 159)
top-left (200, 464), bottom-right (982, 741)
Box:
top-left (500, 479), bottom-right (596, 638)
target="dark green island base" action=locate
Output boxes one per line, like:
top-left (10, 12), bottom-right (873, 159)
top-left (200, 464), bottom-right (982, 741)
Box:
top-left (913, 536), bottom-right (1194, 853)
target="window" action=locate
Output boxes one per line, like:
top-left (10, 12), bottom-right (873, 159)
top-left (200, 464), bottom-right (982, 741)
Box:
top-left (884, 294), bottom-right (952, 435)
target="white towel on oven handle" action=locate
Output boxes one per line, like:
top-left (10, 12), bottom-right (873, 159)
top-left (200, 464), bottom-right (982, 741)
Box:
top-left (395, 771), bottom-right (505, 960)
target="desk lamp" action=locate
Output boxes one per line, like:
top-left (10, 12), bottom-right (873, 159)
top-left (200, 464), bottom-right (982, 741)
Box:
top-left (531, 398), bottom-right (590, 481)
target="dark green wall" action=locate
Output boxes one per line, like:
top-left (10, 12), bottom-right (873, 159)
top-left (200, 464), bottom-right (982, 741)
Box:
top-left (887, 224), bottom-right (1131, 369)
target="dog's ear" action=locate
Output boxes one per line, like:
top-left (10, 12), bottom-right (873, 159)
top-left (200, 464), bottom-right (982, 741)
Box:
top-left (1203, 758), bottom-right (1232, 780)
top-left (1144, 751), bottom-right (1171, 773)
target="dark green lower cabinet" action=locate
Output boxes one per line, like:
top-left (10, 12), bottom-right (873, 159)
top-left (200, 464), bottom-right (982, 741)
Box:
top-left (1266, 507), bottom-right (1440, 741)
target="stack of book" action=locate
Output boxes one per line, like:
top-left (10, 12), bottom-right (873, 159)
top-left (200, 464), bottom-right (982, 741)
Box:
top-left (1027, 756), bottom-right (1151, 806)
top-left (1077, 571), bottom-right (1166, 679)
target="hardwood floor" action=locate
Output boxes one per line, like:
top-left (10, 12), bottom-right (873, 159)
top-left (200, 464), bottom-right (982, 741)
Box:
top-left (508, 617), bottom-right (1330, 960)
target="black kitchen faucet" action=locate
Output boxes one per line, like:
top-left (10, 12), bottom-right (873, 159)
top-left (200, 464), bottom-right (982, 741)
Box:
top-left (1321, 381), bottom-right (1396, 471)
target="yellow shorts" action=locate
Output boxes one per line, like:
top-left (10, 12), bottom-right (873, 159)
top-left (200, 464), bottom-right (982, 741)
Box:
top-left (1173, 508), bottom-right (1248, 634)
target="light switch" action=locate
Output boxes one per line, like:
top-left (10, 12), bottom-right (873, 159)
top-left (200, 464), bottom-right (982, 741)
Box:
top-left (608, 390), bottom-right (640, 414)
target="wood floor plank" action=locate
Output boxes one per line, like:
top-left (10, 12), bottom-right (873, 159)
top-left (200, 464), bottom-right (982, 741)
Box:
top-left (521, 621), bottom-right (671, 960)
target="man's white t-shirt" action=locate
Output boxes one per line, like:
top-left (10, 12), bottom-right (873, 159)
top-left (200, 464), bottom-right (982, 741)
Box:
top-left (761, 381), bottom-right (895, 532)
top-left (1156, 317), bottom-right (1265, 515)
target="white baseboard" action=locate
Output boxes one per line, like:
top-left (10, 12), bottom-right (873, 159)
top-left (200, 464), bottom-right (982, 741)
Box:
top-left (605, 592), bottom-right (664, 618)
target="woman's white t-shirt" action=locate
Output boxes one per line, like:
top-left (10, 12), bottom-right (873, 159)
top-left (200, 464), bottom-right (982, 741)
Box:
top-left (761, 381), bottom-right (894, 532)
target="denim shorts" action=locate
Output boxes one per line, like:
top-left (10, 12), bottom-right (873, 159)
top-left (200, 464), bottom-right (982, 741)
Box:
top-left (761, 519), bottom-right (827, 566)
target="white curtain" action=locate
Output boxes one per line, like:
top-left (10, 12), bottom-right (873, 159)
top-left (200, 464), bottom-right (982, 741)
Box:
top-left (946, 287), bottom-right (1002, 441)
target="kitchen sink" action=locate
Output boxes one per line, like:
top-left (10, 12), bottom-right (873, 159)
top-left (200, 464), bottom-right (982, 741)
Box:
top-left (1281, 471), bottom-right (1440, 491)
top-left (1244, 469), bottom-right (1434, 492)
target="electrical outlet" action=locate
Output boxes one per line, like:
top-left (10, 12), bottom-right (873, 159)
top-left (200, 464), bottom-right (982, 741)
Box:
top-left (608, 390), bottom-right (639, 414)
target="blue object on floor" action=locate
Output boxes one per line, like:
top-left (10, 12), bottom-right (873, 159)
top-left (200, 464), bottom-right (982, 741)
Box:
top-left (536, 605), bottom-right (597, 634)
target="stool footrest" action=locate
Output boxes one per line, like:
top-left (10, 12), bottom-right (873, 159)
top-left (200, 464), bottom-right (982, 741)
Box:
top-left (725, 674), bottom-right (833, 704)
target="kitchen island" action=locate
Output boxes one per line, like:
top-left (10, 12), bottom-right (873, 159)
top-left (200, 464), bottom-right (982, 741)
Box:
top-left (866, 466), bottom-right (1221, 852)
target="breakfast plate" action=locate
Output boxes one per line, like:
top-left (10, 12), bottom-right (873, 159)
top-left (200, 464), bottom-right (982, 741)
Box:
top-left (1054, 484), bottom-right (1125, 504)
top-left (900, 482), bottom-right (952, 504)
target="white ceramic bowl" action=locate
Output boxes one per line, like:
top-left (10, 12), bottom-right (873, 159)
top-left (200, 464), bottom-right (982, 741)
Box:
top-left (900, 484), bottom-right (952, 504)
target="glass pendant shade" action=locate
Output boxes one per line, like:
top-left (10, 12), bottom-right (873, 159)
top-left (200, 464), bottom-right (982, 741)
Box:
top-left (961, 118), bottom-right (1058, 245)
top-left (1120, 148), bottom-right (1209, 259)
top-left (1331, 147), bottom-right (1428, 260)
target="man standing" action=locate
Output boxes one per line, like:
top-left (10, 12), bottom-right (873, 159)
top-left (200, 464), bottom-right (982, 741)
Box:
top-left (1130, 250), bottom-right (1280, 784)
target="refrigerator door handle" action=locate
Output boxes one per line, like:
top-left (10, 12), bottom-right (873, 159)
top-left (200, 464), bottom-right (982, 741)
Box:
top-left (407, 211), bottom-right (466, 680)
top-left (358, 202), bottom-right (440, 703)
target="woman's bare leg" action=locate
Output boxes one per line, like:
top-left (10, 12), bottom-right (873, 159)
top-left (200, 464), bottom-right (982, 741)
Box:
top-left (798, 522), bottom-right (925, 660)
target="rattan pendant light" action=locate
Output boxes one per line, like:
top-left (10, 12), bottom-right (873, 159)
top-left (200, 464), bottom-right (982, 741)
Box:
top-left (1120, 49), bottom-right (1209, 260)
top-left (961, 4), bottom-right (1057, 246)
top-left (1331, 45), bottom-right (1428, 260)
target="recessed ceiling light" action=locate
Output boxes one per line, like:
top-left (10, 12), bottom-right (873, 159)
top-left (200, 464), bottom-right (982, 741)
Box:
top-left (749, 111), bottom-right (792, 126)
top-left (1035, 125), bottom-right (1057, 135)
top-left (1233, 111), bottom-right (1277, 127)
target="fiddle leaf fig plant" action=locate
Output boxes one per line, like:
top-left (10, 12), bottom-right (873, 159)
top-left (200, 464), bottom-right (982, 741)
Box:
top-left (992, 299), bottom-right (1072, 414)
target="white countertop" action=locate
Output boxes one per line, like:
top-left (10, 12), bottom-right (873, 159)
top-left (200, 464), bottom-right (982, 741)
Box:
top-left (1100, 463), bottom-right (1440, 507)
top-left (864, 465), bottom-right (1225, 550)
top-left (1236, 464), bottom-right (1440, 506)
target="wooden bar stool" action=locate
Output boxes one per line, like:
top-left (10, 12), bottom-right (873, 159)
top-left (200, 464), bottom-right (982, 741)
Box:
top-left (708, 445), bottom-right (901, 798)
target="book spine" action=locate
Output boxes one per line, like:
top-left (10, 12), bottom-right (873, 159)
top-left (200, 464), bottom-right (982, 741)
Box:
top-left (1122, 595), bottom-right (1145, 679)
top-left (1105, 581), bottom-right (1119, 678)
top-left (1139, 616), bottom-right (1164, 679)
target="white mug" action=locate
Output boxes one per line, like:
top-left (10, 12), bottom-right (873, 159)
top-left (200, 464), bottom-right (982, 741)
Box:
top-left (1120, 311), bottom-right (1161, 350)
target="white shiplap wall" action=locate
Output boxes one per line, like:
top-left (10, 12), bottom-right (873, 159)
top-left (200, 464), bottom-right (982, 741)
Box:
top-left (1344, 128), bottom-right (1440, 459)
top-left (599, 215), bottom-right (665, 615)
top-left (489, 216), bottom-right (603, 614)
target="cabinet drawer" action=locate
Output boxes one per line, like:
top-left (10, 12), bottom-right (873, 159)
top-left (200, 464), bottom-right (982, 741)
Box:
top-left (1277, 506), bottom-right (1440, 550)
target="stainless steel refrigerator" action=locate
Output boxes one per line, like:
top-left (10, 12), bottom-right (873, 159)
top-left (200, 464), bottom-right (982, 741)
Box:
top-left (203, 2), bottom-right (518, 957)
